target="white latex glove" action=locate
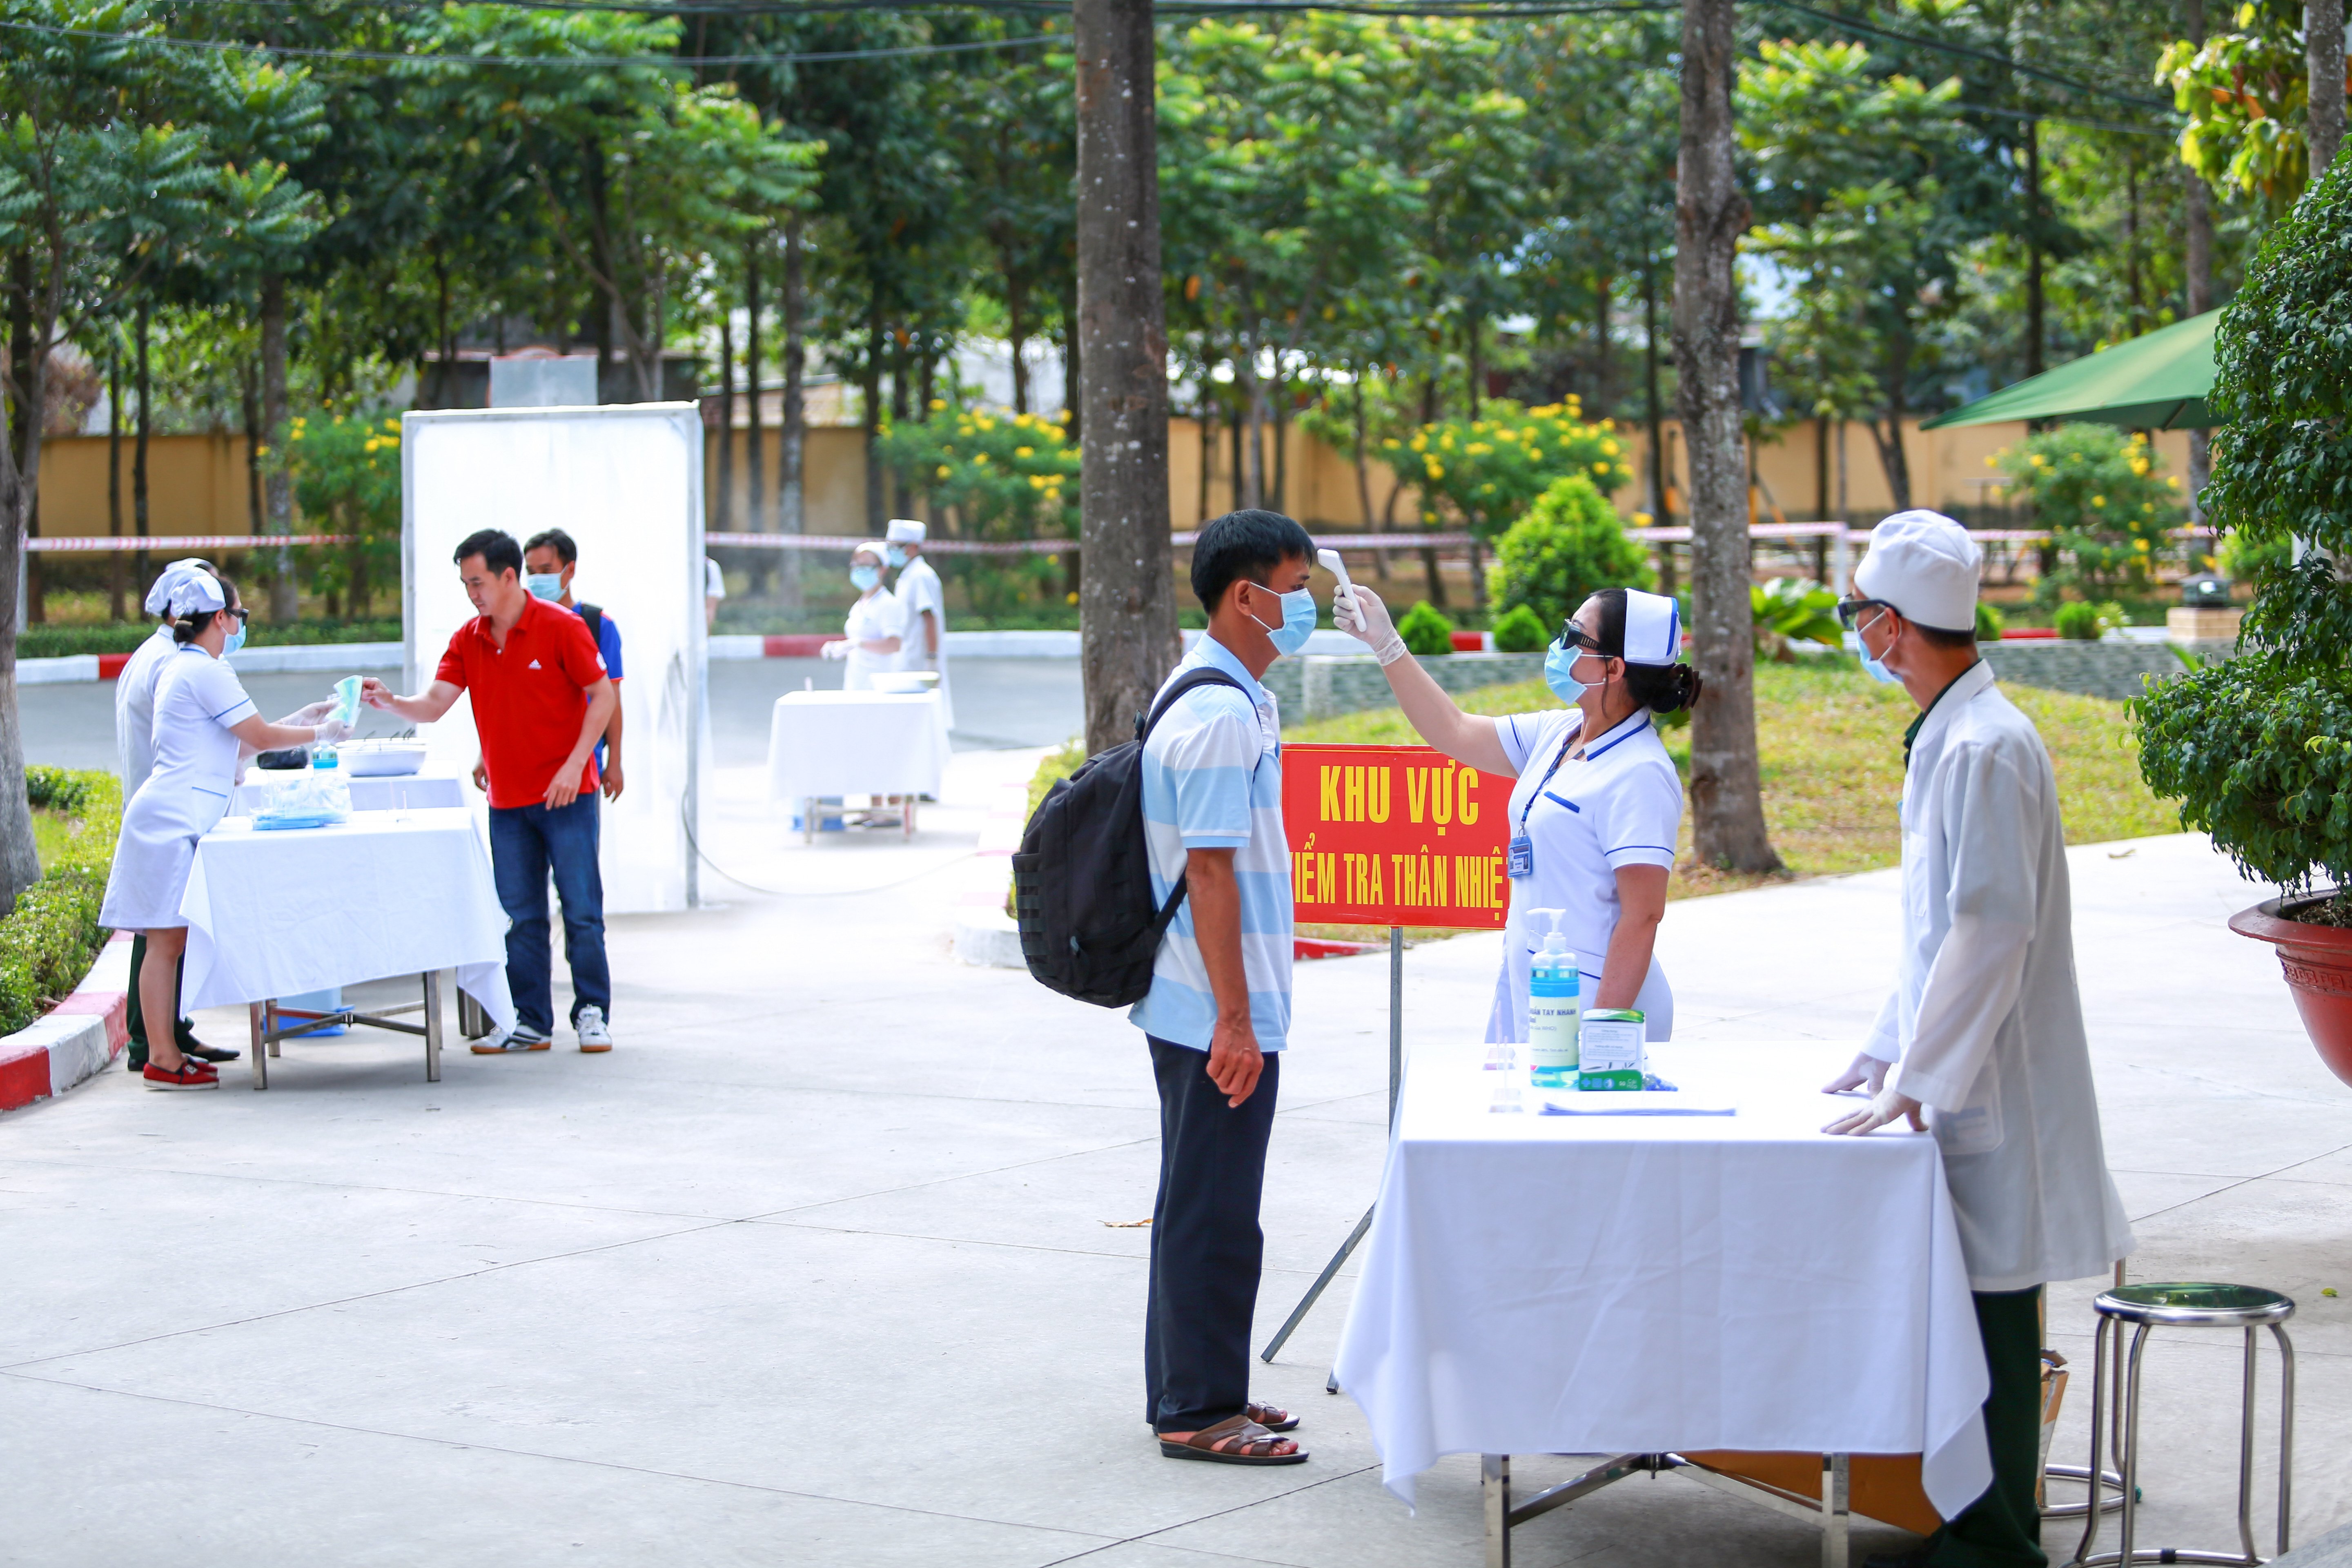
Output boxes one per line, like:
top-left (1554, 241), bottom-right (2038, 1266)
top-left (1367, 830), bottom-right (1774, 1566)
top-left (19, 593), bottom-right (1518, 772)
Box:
top-left (313, 719), bottom-right (356, 746)
top-left (1822, 1049), bottom-right (1889, 1098)
top-left (1334, 582), bottom-right (1408, 666)
top-left (286, 698), bottom-right (336, 727)
top-left (1822, 1080), bottom-right (1926, 1136)
top-left (820, 639), bottom-right (851, 661)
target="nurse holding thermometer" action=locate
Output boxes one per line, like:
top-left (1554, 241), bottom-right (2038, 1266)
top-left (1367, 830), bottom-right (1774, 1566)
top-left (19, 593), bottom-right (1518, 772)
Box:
top-left (1332, 573), bottom-right (1696, 1043)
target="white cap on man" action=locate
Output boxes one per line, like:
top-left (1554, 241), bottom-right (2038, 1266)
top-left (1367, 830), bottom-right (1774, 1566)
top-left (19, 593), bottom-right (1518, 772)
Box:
top-left (1854, 510), bottom-right (1980, 633)
top-left (884, 518), bottom-right (927, 544)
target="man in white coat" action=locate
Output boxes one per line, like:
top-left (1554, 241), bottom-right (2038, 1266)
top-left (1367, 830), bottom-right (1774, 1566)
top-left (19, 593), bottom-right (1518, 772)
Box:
top-left (1824, 510), bottom-right (2134, 1568)
top-left (885, 517), bottom-right (951, 731)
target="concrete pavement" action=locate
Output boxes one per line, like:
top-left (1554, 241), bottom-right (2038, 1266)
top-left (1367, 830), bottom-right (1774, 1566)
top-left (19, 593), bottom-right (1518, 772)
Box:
top-left (2, 740), bottom-right (2346, 1566)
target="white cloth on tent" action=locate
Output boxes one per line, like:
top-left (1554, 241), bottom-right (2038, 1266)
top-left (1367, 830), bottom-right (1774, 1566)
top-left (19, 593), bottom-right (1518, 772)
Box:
top-left (841, 587), bottom-right (900, 692)
top-left (101, 646), bottom-right (258, 931)
top-left (1862, 659), bottom-right (2135, 1291)
top-left (767, 691), bottom-right (947, 803)
top-left (177, 807), bottom-right (513, 1029)
top-left (1333, 1039), bottom-right (1993, 1519)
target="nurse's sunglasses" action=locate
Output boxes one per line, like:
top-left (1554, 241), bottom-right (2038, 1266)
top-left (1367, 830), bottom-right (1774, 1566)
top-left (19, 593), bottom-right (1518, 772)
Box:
top-left (1833, 597), bottom-right (1891, 630)
top-left (225, 607), bottom-right (251, 623)
top-left (1555, 624), bottom-right (1604, 653)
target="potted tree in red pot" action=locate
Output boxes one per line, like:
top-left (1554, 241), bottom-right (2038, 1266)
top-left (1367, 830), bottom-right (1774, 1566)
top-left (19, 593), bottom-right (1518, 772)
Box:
top-left (2135, 158), bottom-right (2352, 1088)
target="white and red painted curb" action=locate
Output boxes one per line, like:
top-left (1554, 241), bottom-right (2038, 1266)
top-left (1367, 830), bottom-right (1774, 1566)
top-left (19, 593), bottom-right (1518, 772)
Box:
top-left (952, 776), bottom-right (1030, 970)
top-left (0, 930), bottom-right (133, 1112)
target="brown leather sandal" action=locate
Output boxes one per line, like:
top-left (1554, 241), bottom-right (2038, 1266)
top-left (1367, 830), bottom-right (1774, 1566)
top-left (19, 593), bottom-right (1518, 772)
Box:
top-left (1159, 1414), bottom-right (1307, 1466)
top-left (1247, 1400), bottom-right (1298, 1433)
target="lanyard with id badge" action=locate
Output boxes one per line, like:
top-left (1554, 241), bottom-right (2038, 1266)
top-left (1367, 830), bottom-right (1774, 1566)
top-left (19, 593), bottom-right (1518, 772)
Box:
top-left (1506, 731), bottom-right (1580, 881)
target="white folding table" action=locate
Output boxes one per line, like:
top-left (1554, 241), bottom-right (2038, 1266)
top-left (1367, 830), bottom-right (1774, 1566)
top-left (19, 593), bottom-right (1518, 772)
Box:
top-left (766, 690), bottom-right (948, 840)
top-left (1332, 1040), bottom-right (1994, 1567)
top-left (180, 808), bottom-right (514, 1087)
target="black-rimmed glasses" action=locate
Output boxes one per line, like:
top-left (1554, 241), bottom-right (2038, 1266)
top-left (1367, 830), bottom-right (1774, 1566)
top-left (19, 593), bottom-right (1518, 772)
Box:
top-left (1833, 597), bottom-right (1890, 630)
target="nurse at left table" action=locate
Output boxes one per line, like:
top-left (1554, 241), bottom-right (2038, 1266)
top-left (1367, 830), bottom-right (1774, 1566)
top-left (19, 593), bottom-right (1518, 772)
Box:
top-left (99, 566), bottom-right (358, 1091)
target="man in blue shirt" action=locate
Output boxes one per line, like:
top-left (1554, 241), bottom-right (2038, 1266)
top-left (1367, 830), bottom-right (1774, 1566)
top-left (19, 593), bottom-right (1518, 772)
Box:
top-left (1135, 509), bottom-right (1317, 1468)
top-left (474, 528), bottom-right (624, 800)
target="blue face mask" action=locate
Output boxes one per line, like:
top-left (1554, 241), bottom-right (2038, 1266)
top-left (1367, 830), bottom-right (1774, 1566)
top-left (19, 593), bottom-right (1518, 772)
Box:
top-left (1248, 586), bottom-right (1318, 658)
top-left (1544, 643), bottom-right (1608, 704)
top-left (222, 619), bottom-right (247, 657)
top-left (886, 546), bottom-right (908, 569)
top-left (525, 572), bottom-right (565, 601)
top-left (850, 564), bottom-right (880, 592)
top-left (1858, 611), bottom-right (1903, 684)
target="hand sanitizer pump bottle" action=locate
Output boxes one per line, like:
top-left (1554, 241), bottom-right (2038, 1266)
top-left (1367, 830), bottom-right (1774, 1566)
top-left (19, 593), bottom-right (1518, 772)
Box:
top-left (1524, 908), bottom-right (1581, 1090)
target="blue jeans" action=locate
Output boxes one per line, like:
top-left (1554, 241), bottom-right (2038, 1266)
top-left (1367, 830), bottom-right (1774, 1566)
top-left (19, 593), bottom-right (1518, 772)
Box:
top-left (488, 795), bottom-right (611, 1035)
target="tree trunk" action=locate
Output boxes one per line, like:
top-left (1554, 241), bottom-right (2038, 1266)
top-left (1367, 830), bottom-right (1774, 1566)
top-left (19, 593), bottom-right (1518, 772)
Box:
top-left (2185, 0), bottom-right (2216, 528)
top-left (1869, 335), bottom-right (1915, 512)
top-left (746, 238), bottom-right (764, 532)
top-left (1007, 270), bottom-right (1031, 415)
top-left (1644, 253), bottom-right (1668, 525)
top-left (1060, 283), bottom-right (1082, 444)
top-left (1237, 332), bottom-right (1265, 509)
top-left (1072, 0), bottom-right (1178, 756)
top-left (715, 309), bottom-right (735, 532)
top-left (862, 314), bottom-right (885, 534)
top-left (241, 356), bottom-right (265, 536)
top-left (780, 215), bottom-right (806, 609)
top-left (2312, 0), bottom-right (2346, 178)
top-left (1592, 273), bottom-right (1613, 412)
top-left (0, 260), bottom-right (52, 909)
top-left (1466, 307), bottom-right (1483, 421)
top-left (2025, 120), bottom-right (2045, 380)
top-left (1674, 0), bottom-right (1778, 875)
top-left (1270, 386), bottom-right (1289, 515)
top-left (135, 302), bottom-right (152, 586)
top-left (107, 351), bottom-right (125, 621)
top-left (261, 273), bottom-right (297, 621)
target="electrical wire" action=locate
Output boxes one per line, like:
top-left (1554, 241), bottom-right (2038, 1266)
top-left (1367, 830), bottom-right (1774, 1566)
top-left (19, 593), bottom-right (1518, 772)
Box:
top-left (1751, 0), bottom-right (2174, 112)
top-left (678, 792), bottom-right (977, 897)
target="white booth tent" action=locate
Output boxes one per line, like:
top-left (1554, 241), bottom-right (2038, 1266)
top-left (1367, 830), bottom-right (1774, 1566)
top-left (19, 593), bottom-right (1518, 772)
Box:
top-left (401, 404), bottom-right (707, 912)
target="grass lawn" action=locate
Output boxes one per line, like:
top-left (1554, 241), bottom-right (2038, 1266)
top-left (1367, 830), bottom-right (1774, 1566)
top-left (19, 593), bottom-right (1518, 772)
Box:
top-left (1285, 659), bottom-right (2180, 900)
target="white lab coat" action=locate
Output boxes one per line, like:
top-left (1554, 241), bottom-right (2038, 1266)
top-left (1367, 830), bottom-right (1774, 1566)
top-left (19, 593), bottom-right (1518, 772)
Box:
top-left (114, 624), bottom-right (179, 788)
top-left (100, 646), bottom-right (257, 931)
top-left (1864, 660), bottom-right (2134, 1292)
top-left (841, 586), bottom-right (900, 692)
top-left (894, 554), bottom-right (952, 730)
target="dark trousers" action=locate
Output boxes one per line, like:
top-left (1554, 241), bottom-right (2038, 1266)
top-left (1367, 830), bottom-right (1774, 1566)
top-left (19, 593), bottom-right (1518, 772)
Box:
top-left (124, 933), bottom-right (192, 1067)
top-left (1920, 1286), bottom-right (2047, 1568)
top-left (1143, 1036), bottom-right (1279, 1434)
top-left (488, 795), bottom-right (610, 1035)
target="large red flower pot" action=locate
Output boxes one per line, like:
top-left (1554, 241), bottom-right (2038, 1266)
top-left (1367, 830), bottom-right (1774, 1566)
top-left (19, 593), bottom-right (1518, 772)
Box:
top-left (2231, 896), bottom-right (2352, 1088)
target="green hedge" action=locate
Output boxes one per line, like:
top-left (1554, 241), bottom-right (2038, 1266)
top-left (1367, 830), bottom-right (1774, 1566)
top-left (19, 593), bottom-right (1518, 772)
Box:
top-left (18, 619), bottom-right (401, 659)
top-left (0, 767), bottom-right (121, 1035)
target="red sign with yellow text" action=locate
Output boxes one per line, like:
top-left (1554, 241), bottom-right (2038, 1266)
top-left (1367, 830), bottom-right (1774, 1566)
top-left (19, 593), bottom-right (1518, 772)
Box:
top-left (1282, 744), bottom-right (1512, 929)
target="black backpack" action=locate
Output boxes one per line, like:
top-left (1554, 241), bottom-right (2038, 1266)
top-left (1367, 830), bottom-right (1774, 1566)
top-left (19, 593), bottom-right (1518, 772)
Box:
top-left (1012, 668), bottom-right (1245, 1007)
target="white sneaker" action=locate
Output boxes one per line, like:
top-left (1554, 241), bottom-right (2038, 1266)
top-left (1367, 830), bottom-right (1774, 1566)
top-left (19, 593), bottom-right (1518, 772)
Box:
top-left (575, 1006), bottom-right (612, 1053)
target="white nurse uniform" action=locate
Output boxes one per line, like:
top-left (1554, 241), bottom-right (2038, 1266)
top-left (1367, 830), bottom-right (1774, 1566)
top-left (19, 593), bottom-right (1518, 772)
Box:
top-left (840, 586), bottom-right (901, 692)
top-left (1484, 706), bottom-right (1684, 1044)
top-left (100, 645), bottom-right (257, 931)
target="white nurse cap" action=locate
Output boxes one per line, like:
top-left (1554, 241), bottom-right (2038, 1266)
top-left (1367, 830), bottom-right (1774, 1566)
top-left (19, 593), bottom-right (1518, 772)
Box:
top-left (850, 539), bottom-right (888, 561)
top-left (885, 518), bottom-right (927, 543)
top-left (1621, 589), bottom-right (1681, 666)
top-left (162, 568), bottom-right (226, 617)
top-left (143, 558), bottom-right (217, 617)
top-left (1855, 510), bottom-right (1980, 633)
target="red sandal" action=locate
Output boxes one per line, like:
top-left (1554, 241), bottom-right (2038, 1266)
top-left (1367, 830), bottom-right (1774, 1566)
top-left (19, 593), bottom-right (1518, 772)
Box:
top-left (143, 1060), bottom-right (219, 1091)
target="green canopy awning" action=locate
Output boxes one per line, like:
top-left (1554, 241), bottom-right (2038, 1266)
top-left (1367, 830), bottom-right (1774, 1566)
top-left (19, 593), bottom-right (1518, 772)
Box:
top-left (1921, 309), bottom-right (2218, 431)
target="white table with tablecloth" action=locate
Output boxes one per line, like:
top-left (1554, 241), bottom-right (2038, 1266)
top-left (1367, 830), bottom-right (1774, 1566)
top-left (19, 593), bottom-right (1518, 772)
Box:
top-left (228, 765), bottom-right (470, 817)
top-left (1332, 1038), bottom-right (1992, 1558)
top-left (180, 807), bottom-right (514, 1086)
top-left (766, 690), bottom-right (947, 836)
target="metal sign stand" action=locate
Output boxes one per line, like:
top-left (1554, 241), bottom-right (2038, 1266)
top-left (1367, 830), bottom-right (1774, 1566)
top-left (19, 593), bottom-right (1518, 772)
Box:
top-left (1259, 924), bottom-right (1403, 1374)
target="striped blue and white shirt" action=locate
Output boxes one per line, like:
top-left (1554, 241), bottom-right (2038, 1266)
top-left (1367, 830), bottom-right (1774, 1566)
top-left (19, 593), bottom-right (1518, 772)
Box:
top-left (1128, 635), bottom-right (1293, 1052)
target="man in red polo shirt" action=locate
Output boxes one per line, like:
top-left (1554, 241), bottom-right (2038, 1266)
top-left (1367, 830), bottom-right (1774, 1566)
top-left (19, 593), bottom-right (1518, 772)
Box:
top-left (362, 528), bottom-right (620, 1054)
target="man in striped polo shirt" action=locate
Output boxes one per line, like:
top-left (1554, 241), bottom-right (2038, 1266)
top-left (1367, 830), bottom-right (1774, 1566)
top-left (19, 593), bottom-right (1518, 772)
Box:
top-left (1133, 509), bottom-right (1318, 1467)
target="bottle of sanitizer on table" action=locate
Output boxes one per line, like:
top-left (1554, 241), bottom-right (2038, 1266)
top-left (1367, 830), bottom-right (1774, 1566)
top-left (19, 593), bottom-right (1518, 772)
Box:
top-left (1524, 908), bottom-right (1581, 1090)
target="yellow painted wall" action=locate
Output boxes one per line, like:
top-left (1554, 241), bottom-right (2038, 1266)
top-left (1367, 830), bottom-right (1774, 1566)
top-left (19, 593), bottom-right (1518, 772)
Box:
top-left (33, 416), bottom-right (2194, 541)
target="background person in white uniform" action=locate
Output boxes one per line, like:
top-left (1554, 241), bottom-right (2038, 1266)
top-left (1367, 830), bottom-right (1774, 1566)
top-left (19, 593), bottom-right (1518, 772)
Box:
top-left (884, 518), bottom-right (952, 730)
top-left (116, 559), bottom-right (247, 1070)
top-left (99, 570), bottom-right (356, 1090)
top-left (1822, 510), bottom-right (2133, 1568)
top-left (820, 541), bottom-right (901, 691)
top-left (1336, 582), bottom-right (1696, 1038)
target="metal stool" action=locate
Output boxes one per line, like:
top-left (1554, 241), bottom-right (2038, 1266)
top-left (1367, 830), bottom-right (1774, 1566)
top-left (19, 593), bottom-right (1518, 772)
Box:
top-left (2071, 1283), bottom-right (2295, 1567)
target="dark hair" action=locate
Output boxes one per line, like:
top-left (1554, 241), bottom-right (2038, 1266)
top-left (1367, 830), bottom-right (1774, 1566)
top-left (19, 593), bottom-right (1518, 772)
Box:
top-left (1579, 588), bottom-right (1704, 714)
top-left (1191, 508), bottom-right (1315, 612)
top-left (523, 528), bottom-right (577, 567)
top-left (171, 572), bottom-right (239, 645)
top-left (454, 528), bottom-right (523, 578)
top-left (1912, 621), bottom-right (1978, 651)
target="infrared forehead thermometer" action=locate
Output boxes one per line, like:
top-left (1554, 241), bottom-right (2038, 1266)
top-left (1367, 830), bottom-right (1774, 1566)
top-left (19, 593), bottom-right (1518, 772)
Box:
top-left (1317, 548), bottom-right (1352, 592)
